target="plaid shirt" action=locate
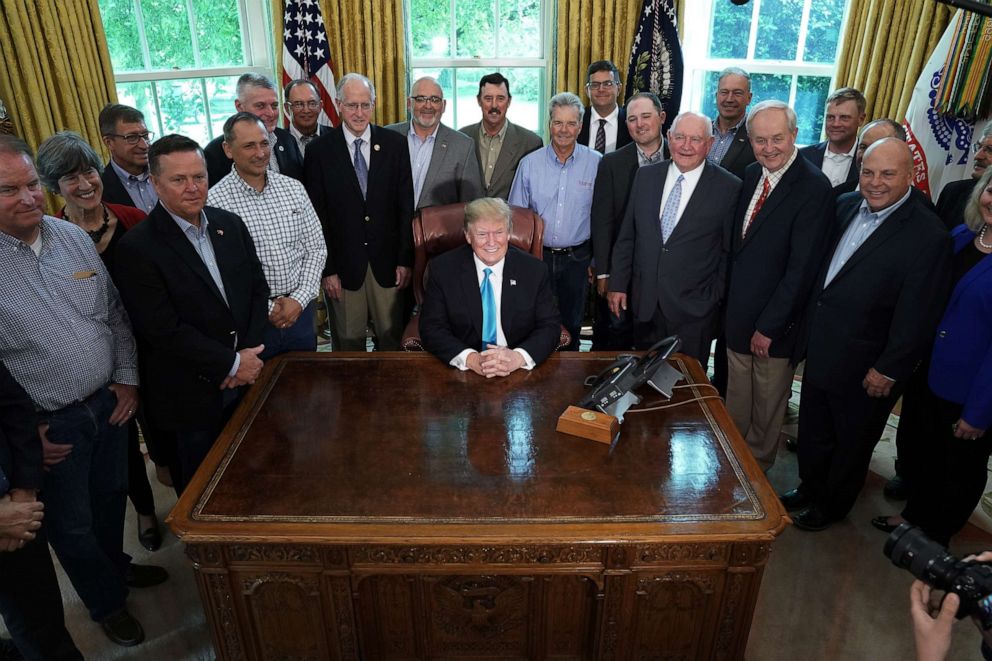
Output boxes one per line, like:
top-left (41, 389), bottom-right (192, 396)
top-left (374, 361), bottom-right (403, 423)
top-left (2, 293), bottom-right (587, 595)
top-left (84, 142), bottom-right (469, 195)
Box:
top-left (0, 217), bottom-right (138, 411)
top-left (208, 168), bottom-right (326, 312)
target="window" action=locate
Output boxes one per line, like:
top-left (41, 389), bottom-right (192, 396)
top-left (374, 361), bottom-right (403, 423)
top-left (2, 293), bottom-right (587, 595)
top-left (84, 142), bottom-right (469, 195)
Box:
top-left (681, 0), bottom-right (850, 145)
top-left (405, 0), bottom-right (553, 137)
top-left (98, 0), bottom-right (274, 145)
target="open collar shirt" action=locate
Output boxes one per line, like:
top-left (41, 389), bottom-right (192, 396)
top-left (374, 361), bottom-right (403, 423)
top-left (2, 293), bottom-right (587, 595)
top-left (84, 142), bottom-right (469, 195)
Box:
top-left (0, 217), bottom-right (138, 411)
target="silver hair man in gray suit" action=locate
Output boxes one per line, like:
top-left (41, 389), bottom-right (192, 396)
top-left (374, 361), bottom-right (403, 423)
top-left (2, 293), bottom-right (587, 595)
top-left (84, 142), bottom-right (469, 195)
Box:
top-left (460, 72), bottom-right (542, 200)
top-left (386, 76), bottom-right (483, 209)
top-left (608, 111), bottom-right (741, 363)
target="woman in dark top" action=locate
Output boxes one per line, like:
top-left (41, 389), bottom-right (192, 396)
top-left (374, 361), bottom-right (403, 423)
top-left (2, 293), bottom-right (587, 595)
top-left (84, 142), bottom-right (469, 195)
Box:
top-left (874, 167), bottom-right (992, 546)
top-left (36, 131), bottom-right (162, 552)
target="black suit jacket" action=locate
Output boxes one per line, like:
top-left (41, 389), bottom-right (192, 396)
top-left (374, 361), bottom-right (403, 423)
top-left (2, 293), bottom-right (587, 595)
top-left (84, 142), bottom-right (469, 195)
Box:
top-left (303, 125), bottom-right (414, 290)
top-left (716, 121), bottom-right (756, 181)
top-left (204, 127), bottom-right (303, 188)
top-left (590, 142), bottom-right (671, 277)
top-left (0, 362), bottom-right (41, 492)
top-left (578, 106), bottom-right (632, 153)
top-left (420, 245), bottom-right (561, 366)
top-left (800, 192), bottom-right (952, 393)
top-left (114, 204), bottom-right (269, 431)
top-left (610, 160), bottom-right (740, 326)
top-left (724, 155), bottom-right (835, 358)
top-left (799, 141), bottom-right (859, 190)
top-left (935, 177), bottom-right (977, 231)
top-left (100, 161), bottom-right (136, 207)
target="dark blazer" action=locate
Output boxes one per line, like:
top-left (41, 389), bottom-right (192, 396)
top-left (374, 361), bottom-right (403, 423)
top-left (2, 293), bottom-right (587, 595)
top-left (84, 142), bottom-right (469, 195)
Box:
top-left (935, 178), bottom-right (978, 231)
top-left (928, 225), bottom-right (992, 428)
top-left (420, 245), bottom-right (561, 366)
top-left (460, 120), bottom-right (543, 200)
top-left (384, 122), bottom-right (484, 209)
top-left (204, 127), bottom-right (303, 188)
top-left (578, 106), bottom-right (632, 153)
top-left (716, 121), bottom-right (756, 181)
top-left (724, 155), bottom-right (835, 358)
top-left (114, 204), bottom-right (270, 431)
top-left (610, 160), bottom-right (741, 327)
top-left (590, 141), bottom-right (671, 277)
top-left (100, 161), bottom-right (137, 207)
top-left (0, 362), bottom-right (41, 492)
top-left (800, 192), bottom-right (952, 393)
top-left (303, 125), bottom-right (414, 290)
top-left (799, 141), bottom-right (859, 189)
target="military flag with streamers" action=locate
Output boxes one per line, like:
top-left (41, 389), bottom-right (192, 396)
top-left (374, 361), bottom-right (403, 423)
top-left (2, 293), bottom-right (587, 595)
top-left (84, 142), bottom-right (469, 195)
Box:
top-left (624, 0), bottom-right (683, 134)
top-left (904, 10), bottom-right (990, 201)
top-left (282, 0), bottom-right (339, 127)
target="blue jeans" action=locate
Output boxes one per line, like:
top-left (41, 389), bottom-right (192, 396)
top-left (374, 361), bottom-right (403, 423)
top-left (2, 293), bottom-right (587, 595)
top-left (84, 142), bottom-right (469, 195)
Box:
top-left (40, 386), bottom-right (129, 622)
top-left (543, 242), bottom-right (591, 351)
top-left (260, 301), bottom-right (317, 360)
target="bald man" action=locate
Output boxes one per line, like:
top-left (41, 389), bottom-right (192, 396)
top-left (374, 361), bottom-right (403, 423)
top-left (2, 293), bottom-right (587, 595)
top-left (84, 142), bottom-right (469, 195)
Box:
top-left (781, 138), bottom-right (952, 532)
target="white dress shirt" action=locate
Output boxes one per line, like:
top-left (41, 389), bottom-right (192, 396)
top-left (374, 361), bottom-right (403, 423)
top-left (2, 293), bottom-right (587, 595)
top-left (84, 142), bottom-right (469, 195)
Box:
top-left (821, 142), bottom-right (857, 187)
top-left (343, 125), bottom-right (372, 173)
top-left (658, 160), bottom-right (706, 233)
top-left (585, 105), bottom-right (620, 153)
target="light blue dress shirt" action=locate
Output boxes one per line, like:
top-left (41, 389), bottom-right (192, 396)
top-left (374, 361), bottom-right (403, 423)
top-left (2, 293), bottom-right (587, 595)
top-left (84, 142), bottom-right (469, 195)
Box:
top-left (824, 188), bottom-right (913, 286)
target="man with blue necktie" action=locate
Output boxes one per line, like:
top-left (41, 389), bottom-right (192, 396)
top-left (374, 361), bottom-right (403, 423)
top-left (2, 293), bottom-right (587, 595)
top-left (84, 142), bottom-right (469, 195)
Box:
top-left (419, 197), bottom-right (562, 376)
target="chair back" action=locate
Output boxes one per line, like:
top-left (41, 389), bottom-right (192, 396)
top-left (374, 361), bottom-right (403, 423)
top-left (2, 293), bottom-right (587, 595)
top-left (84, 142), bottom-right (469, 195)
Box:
top-left (411, 202), bottom-right (545, 305)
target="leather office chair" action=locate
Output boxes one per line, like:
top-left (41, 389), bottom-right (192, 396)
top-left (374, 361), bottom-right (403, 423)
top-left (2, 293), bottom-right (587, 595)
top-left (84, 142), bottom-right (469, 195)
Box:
top-left (400, 202), bottom-right (570, 351)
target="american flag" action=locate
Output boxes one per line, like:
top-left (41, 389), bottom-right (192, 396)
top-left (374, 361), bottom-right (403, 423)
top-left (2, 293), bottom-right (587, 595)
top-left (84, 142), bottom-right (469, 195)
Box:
top-left (282, 0), bottom-right (339, 127)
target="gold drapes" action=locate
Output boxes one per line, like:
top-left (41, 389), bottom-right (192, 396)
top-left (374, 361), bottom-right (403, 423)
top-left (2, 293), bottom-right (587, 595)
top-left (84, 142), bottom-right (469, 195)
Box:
top-left (555, 0), bottom-right (684, 103)
top-left (834, 0), bottom-right (952, 121)
top-left (0, 0), bottom-right (116, 154)
top-left (273, 0), bottom-right (407, 126)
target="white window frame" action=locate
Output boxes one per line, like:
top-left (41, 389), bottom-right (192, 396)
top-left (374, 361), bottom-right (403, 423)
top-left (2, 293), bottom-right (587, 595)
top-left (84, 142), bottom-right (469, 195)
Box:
top-left (404, 0), bottom-right (556, 139)
top-left (106, 0), bottom-right (275, 141)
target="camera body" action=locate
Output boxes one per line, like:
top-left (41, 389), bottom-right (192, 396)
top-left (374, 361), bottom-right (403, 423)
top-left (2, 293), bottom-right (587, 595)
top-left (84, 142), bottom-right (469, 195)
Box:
top-left (885, 523), bottom-right (992, 627)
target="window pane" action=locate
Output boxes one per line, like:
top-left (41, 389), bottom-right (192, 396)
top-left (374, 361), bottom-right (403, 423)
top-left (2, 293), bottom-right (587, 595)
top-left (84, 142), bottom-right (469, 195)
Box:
top-left (455, 0), bottom-right (496, 58)
top-left (804, 0), bottom-right (846, 64)
top-left (205, 76), bottom-right (240, 140)
top-left (498, 0), bottom-right (541, 58)
top-left (141, 0), bottom-right (196, 70)
top-left (750, 73), bottom-right (793, 107)
top-left (795, 76), bottom-right (832, 145)
top-left (708, 2), bottom-right (751, 59)
top-left (99, 0), bottom-right (145, 72)
top-left (699, 70), bottom-right (720, 123)
top-left (115, 81), bottom-right (160, 135)
top-left (755, 0), bottom-right (803, 61)
top-left (409, 0), bottom-right (451, 57)
top-left (455, 69), bottom-right (485, 130)
top-left (411, 67), bottom-right (456, 125)
top-left (192, 0), bottom-right (244, 67)
top-left (156, 79), bottom-right (208, 145)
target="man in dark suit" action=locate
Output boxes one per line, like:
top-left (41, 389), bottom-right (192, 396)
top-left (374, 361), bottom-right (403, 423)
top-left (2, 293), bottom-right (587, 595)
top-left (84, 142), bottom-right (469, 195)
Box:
top-left (781, 138), bottom-right (952, 531)
top-left (608, 111), bottom-right (740, 363)
top-left (420, 197), bottom-right (561, 375)
top-left (590, 92), bottom-right (669, 350)
top-left (115, 135), bottom-right (270, 495)
top-left (304, 73), bottom-right (415, 351)
top-left (577, 60), bottom-right (632, 155)
top-left (707, 67), bottom-right (756, 181)
top-left (284, 79), bottom-right (332, 156)
top-left (203, 73), bottom-right (303, 187)
top-left (799, 88), bottom-right (866, 191)
top-left (98, 103), bottom-right (158, 212)
top-left (935, 124), bottom-right (992, 230)
top-left (460, 73), bottom-right (543, 200)
top-left (386, 76), bottom-right (483, 209)
top-left (0, 362), bottom-right (81, 660)
top-left (724, 100), bottom-right (835, 473)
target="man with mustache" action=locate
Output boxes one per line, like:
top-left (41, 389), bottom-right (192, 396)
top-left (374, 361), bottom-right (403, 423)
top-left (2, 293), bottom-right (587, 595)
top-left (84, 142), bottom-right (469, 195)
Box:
top-left (460, 73), bottom-right (542, 201)
top-left (800, 87), bottom-right (867, 191)
top-left (387, 76), bottom-right (483, 209)
top-left (99, 103), bottom-right (158, 213)
top-left (284, 79), bottom-right (331, 156)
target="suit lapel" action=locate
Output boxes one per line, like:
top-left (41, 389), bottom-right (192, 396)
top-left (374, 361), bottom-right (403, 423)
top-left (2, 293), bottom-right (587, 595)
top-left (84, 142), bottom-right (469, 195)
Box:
top-left (739, 158), bottom-right (798, 249)
top-left (458, 248), bottom-right (484, 339)
top-left (207, 210), bottom-right (240, 307)
top-left (825, 200), bottom-right (911, 288)
top-left (333, 129), bottom-right (365, 199)
top-left (492, 123), bottom-right (521, 192)
top-left (669, 163), bottom-right (714, 243)
top-left (643, 162), bottom-right (669, 244)
top-left (151, 206), bottom-right (229, 307)
top-left (421, 125), bottom-right (448, 197)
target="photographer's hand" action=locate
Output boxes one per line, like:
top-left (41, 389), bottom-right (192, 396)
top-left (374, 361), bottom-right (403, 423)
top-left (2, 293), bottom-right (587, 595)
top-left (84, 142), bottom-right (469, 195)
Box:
top-left (911, 579), bottom-right (959, 661)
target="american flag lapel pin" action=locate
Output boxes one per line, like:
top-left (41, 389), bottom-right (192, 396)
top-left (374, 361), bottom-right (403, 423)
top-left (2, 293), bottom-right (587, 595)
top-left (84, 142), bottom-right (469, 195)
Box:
top-left (216, 229), bottom-right (224, 236)
top-left (510, 279), bottom-right (517, 286)
top-left (373, 144), bottom-right (381, 151)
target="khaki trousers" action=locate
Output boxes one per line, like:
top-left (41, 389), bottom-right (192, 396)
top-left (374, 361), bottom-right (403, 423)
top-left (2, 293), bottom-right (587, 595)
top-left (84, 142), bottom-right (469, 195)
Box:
top-left (331, 265), bottom-right (402, 351)
top-left (726, 349), bottom-right (795, 471)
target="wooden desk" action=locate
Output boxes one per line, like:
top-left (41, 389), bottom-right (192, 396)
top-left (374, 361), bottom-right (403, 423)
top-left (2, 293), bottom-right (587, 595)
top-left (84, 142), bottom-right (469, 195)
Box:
top-left (169, 352), bottom-right (788, 660)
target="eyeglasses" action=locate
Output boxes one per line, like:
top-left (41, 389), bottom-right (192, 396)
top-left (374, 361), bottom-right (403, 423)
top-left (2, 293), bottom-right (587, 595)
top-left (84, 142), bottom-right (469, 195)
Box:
top-left (341, 102), bottom-right (373, 112)
top-left (550, 120), bottom-right (580, 130)
top-left (585, 80), bottom-right (617, 91)
top-left (669, 133), bottom-right (707, 146)
top-left (58, 168), bottom-right (101, 187)
top-left (289, 100), bottom-right (321, 111)
top-left (105, 131), bottom-right (154, 145)
top-left (410, 95), bottom-right (443, 105)
top-left (972, 142), bottom-right (992, 155)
